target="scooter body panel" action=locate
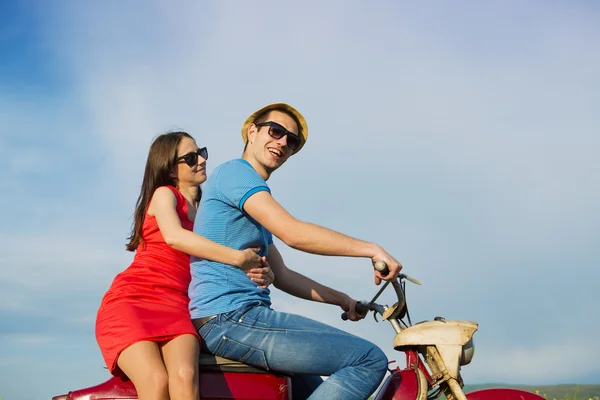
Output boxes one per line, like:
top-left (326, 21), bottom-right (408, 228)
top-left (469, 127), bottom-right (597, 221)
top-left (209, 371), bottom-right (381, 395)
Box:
top-left (59, 372), bottom-right (291, 400)
top-left (466, 388), bottom-right (546, 399)
top-left (374, 369), bottom-right (426, 400)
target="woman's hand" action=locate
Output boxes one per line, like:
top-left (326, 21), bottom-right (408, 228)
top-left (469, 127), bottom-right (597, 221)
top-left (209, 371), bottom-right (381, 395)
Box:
top-left (237, 248), bottom-right (262, 271)
top-left (247, 257), bottom-right (275, 289)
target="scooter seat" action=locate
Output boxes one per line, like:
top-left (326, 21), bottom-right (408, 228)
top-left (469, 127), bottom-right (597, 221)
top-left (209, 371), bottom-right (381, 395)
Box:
top-left (199, 352), bottom-right (271, 374)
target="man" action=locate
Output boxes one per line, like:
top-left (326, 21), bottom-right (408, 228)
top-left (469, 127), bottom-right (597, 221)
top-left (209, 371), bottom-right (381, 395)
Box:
top-left (189, 102), bottom-right (403, 400)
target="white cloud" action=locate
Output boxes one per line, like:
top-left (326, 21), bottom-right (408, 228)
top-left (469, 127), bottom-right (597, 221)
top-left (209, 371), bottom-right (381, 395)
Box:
top-left (2, 333), bottom-right (56, 346)
top-left (0, 288), bottom-right (30, 312)
top-left (0, 232), bottom-right (131, 291)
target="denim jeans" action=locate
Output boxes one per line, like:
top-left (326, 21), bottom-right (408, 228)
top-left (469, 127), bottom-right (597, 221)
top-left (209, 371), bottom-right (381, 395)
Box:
top-left (196, 301), bottom-right (388, 400)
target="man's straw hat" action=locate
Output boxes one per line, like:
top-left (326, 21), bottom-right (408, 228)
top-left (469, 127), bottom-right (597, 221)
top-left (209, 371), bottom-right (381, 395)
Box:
top-left (241, 102), bottom-right (308, 154)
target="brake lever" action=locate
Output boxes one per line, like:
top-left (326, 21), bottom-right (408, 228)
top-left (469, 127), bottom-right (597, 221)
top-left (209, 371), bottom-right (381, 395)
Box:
top-left (400, 274), bottom-right (422, 285)
top-left (375, 260), bottom-right (422, 286)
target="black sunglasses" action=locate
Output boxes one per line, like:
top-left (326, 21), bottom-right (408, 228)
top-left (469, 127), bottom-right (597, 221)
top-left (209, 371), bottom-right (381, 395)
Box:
top-left (255, 122), bottom-right (301, 151)
top-left (177, 147), bottom-right (208, 167)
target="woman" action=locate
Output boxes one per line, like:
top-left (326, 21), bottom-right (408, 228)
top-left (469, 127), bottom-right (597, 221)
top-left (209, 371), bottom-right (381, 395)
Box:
top-left (95, 131), bottom-right (274, 400)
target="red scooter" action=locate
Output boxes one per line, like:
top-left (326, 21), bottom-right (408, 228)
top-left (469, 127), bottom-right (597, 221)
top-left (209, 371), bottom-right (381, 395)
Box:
top-left (53, 262), bottom-right (544, 400)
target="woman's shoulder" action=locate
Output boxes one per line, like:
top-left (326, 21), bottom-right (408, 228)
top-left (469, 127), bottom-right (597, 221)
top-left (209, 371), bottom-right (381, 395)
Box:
top-left (152, 185), bottom-right (180, 200)
top-left (148, 185), bottom-right (183, 214)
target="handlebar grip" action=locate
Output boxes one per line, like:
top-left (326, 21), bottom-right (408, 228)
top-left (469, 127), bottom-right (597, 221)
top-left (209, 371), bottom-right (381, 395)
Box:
top-left (341, 302), bottom-right (369, 320)
top-left (374, 260), bottom-right (390, 276)
top-left (355, 302), bottom-right (368, 315)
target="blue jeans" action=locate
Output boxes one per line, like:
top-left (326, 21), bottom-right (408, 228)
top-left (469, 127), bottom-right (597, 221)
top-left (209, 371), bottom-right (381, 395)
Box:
top-left (196, 301), bottom-right (388, 400)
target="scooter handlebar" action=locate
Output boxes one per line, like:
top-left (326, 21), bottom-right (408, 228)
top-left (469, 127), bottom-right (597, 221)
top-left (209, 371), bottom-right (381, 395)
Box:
top-left (374, 260), bottom-right (389, 276)
top-left (340, 261), bottom-right (389, 320)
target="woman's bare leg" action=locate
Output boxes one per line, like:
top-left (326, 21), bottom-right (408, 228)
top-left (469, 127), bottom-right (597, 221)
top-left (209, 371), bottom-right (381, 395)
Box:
top-left (117, 341), bottom-right (169, 400)
top-left (161, 334), bottom-right (200, 400)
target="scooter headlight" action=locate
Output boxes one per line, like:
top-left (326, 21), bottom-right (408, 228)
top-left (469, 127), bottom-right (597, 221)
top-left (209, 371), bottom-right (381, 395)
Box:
top-left (460, 338), bottom-right (475, 366)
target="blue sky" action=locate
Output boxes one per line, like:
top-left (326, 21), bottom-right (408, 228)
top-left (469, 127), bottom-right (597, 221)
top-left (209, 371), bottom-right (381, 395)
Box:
top-left (1, 1), bottom-right (599, 399)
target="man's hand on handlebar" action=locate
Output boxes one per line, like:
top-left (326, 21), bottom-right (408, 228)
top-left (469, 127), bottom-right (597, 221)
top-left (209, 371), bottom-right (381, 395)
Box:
top-left (371, 247), bottom-right (402, 285)
top-left (340, 296), bottom-right (368, 322)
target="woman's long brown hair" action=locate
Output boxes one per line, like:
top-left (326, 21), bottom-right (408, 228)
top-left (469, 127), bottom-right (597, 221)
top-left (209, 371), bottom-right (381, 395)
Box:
top-left (126, 131), bottom-right (201, 251)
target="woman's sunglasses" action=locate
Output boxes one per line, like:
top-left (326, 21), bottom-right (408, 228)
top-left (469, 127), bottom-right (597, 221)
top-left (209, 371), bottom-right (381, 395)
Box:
top-left (255, 122), bottom-right (301, 151)
top-left (177, 147), bottom-right (208, 167)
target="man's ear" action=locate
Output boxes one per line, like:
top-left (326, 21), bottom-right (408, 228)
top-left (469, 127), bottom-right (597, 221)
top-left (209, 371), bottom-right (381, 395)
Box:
top-left (247, 124), bottom-right (257, 144)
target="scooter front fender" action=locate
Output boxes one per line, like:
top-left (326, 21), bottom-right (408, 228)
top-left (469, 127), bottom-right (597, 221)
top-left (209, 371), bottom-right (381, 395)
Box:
top-left (374, 369), bottom-right (428, 400)
top-left (466, 388), bottom-right (546, 399)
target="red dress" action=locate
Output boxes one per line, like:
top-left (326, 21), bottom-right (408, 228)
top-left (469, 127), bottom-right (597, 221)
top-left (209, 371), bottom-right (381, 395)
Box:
top-left (95, 186), bottom-right (200, 378)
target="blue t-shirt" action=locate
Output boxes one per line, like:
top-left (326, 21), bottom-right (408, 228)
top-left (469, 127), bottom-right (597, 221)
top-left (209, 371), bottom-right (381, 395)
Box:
top-left (189, 158), bottom-right (273, 319)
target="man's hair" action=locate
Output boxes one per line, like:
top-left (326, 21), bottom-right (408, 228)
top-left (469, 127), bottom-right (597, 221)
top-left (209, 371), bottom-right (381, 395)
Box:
top-left (243, 109), bottom-right (302, 154)
top-left (254, 109), bottom-right (301, 128)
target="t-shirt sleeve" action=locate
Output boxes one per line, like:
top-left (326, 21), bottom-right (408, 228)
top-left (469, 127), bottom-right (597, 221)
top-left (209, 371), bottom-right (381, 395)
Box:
top-left (216, 161), bottom-right (271, 210)
top-left (265, 230), bottom-right (274, 245)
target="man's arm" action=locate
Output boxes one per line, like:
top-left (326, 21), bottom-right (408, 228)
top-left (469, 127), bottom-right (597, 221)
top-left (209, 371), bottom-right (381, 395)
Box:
top-left (267, 244), bottom-right (360, 320)
top-left (245, 192), bottom-right (376, 257)
top-left (243, 191), bottom-right (402, 283)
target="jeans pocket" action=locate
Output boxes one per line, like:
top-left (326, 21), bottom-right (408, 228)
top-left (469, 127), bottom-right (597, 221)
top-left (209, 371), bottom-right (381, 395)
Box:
top-left (230, 303), bottom-right (268, 327)
top-left (214, 335), bottom-right (270, 371)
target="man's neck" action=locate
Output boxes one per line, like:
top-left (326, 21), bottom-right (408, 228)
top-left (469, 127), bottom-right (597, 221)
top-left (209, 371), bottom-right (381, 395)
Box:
top-left (242, 154), bottom-right (271, 181)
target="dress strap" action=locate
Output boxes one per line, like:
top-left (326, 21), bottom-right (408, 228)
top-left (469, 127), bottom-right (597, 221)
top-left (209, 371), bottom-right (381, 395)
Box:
top-left (164, 185), bottom-right (188, 216)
